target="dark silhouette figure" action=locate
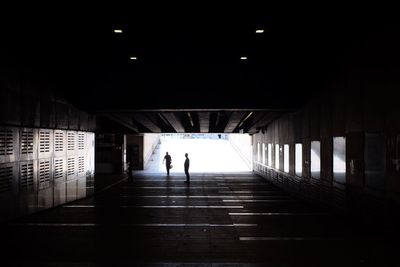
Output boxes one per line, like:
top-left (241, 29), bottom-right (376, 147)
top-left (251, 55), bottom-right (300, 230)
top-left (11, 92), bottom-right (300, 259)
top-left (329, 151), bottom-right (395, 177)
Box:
top-left (163, 152), bottom-right (172, 176)
top-left (184, 153), bottom-right (190, 183)
top-left (127, 161), bottom-right (134, 182)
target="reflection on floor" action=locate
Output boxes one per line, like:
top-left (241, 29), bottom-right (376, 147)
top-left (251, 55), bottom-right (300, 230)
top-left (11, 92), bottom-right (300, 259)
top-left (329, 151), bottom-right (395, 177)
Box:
top-left (2, 172), bottom-right (398, 266)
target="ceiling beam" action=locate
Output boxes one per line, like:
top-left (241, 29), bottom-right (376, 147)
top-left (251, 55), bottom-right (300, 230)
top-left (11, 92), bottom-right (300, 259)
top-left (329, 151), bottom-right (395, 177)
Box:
top-left (187, 112), bottom-right (194, 127)
top-left (198, 112), bottom-right (210, 133)
top-left (103, 113), bottom-right (138, 133)
top-left (132, 113), bottom-right (161, 133)
top-left (247, 112), bottom-right (282, 134)
top-left (224, 112), bottom-right (245, 133)
top-left (162, 112), bottom-right (185, 133)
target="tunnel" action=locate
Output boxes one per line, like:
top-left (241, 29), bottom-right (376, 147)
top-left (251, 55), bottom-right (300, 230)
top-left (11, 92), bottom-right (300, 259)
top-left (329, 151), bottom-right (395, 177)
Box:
top-left (1, 5), bottom-right (400, 266)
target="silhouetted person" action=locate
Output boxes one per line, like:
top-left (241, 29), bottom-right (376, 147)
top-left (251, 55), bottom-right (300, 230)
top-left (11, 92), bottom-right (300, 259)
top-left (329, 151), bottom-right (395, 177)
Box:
top-left (127, 161), bottom-right (134, 182)
top-left (184, 153), bottom-right (190, 183)
top-left (163, 152), bottom-right (172, 176)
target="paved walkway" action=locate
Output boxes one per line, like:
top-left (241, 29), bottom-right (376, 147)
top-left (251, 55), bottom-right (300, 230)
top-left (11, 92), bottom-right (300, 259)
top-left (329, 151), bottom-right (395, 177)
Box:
top-left (2, 172), bottom-right (397, 266)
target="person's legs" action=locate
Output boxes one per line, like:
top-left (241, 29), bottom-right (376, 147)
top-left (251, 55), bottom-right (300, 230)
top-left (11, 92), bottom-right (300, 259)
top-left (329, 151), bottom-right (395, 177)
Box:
top-left (166, 164), bottom-right (170, 175)
top-left (185, 168), bottom-right (190, 182)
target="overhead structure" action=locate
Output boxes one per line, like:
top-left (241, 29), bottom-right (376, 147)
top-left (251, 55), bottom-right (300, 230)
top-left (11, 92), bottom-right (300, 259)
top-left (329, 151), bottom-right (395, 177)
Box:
top-left (96, 110), bottom-right (287, 134)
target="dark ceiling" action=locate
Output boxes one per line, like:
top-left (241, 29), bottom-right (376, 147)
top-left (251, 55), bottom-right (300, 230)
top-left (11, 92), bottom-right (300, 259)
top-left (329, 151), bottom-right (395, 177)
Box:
top-left (1, 4), bottom-right (400, 133)
top-left (97, 109), bottom-right (284, 134)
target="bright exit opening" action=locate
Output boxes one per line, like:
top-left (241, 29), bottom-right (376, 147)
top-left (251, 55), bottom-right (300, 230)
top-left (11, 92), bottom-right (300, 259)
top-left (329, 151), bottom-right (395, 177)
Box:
top-left (143, 133), bottom-right (252, 173)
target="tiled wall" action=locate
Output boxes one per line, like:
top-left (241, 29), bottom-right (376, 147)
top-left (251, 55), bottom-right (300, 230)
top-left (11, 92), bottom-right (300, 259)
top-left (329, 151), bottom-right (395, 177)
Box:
top-left (0, 126), bottom-right (94, 222)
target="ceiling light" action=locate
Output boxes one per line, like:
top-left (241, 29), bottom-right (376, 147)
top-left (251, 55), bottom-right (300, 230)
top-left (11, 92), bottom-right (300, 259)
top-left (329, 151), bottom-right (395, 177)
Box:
top-left (114, 29), bottom-right (123, 33)
top-left (240, 56), bottom-right (247, 60)
top-left (255, 29), bottom-right (264, 33)
top-left (130, 57), bottom-right (138, 60)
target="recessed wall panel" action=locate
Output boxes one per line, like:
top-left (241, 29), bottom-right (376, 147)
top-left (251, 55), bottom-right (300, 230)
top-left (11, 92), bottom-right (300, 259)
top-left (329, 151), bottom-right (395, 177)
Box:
top-left (0, 127), bottom-right (19, 164)
top-left (0, 162), bottom-right (18, 195)
top-left (267, 144), bottom-right (272, 167)
top-left (53, 157), bottom-right (66, 183)
top-left (67, 131), bottom-right (77, 156)
top-left (19, 128), bottom-right (38, 161)
top-left (275, 144), bottom-right (280, 169)
top-left (295, 143), bottom-right (302, 176)
top-left (333, 137), bottom-right (346, 184)
top-left (38, 159), bottom-right (52, 190)
top-left (365, 133), bottom-right (385, 191)
top-left (67, 156), bottom-right (77, 180)
top-left (311, 141), bottom-right (321, 179)
top-left (53, 130), bottom-right (66, 158)
top-left (38, 129), bottom-right (53, 159)
top-left (284, 144), bottom-right (289, 173)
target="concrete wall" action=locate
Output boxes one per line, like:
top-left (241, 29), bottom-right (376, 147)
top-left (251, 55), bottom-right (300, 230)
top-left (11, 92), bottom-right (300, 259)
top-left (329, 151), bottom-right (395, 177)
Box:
top-left (252, 82), bottom-right (400, 227)
top-left (125, 134), bottom-right (160, 170)
top-left (126, 135), bottom-right (143, 169)
top-left (0, 75), bottom-right (96, 222)
top-left (143, 134), bottom-right (160, 168)
top-left (95, 133), bottom-right (125, 174)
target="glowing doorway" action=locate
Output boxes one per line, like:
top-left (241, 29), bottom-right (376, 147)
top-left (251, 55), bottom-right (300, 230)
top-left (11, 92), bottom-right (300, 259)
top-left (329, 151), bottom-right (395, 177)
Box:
top-left (144, 134), bottom-right (251, 173)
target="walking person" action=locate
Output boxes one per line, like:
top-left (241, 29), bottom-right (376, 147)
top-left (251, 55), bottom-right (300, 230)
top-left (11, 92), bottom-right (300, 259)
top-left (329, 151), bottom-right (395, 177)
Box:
top-left (127, 160), bottom-right (134, 182)
top-left (184, 153), bottom-right (190, 183)
top-left (162, 152), bottom-right (172, 176)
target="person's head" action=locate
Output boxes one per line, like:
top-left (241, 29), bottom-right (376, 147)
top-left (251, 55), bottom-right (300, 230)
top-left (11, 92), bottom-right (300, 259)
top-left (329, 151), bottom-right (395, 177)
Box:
top-left (185, 153), bottom-right (188, 157)
top-left (166, 152), bottom-right (169, 155)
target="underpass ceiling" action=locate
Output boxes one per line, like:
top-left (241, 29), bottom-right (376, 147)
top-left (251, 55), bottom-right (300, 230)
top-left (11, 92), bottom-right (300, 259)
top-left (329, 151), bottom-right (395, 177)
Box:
top-left (96, 110), bottom-right (287, 134)
top-left (1, 4), bottom-right (399, 133)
